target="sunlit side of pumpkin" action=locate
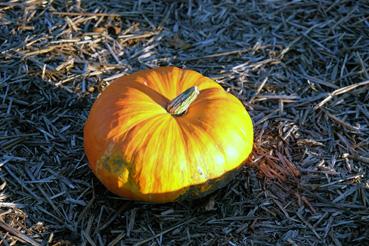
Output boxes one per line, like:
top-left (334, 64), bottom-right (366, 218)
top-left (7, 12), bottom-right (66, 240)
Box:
top-left (84, 67), bottom-right (253, 203)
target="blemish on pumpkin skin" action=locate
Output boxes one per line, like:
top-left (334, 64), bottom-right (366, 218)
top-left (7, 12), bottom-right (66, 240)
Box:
top-left (197, 166), bottom-right (207, 179)
top-left (100, 155), bottom-right (125, 173)
top-left (97, 151), bottom-right (130, 180)
top-left (97, 154), bottom-right (140, 193)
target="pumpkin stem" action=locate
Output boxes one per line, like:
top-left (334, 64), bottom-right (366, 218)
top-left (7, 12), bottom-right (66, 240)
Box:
top-left (167, 86), bottom-right (200, 116)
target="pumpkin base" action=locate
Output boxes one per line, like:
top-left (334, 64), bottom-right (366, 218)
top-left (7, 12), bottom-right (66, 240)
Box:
top-left (100, 163), bottom-right (246, 203)
top-left (175, 165), bottom-right (243, 202)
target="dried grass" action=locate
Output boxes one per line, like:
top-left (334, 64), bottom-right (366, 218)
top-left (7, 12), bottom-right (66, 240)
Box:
top-left (1, 0), bottom-right (369, 245)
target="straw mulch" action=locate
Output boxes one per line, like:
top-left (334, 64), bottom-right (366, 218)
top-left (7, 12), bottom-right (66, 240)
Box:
top-left (1, 0), bottom-right (369, 245)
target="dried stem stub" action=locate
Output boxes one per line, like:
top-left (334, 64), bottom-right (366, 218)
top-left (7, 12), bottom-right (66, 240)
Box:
top-left (167, 86), bottom-right (200, 116)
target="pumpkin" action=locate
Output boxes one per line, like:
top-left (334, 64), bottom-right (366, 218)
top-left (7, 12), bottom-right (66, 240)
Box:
top-left (84, 67), bottom-right (253, 203)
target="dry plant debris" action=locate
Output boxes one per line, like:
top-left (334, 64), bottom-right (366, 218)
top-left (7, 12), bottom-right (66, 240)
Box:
top-left (1, 0), bottom-right (369, 245)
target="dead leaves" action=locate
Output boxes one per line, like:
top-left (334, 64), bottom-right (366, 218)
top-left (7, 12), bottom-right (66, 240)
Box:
top-left (167, 34), bottom-right (192, 50)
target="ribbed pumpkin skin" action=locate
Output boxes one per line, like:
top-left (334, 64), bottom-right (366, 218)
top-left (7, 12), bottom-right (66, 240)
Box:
top-left (84, 67), bottom-right (253, 203)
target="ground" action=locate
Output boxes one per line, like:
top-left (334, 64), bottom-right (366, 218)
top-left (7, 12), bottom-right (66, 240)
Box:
top-left (1, 0), bottom-right (369, 245)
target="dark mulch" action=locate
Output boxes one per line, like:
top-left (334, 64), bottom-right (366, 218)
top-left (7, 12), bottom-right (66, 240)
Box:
top-left (1, 0), bottom-right (369, 245)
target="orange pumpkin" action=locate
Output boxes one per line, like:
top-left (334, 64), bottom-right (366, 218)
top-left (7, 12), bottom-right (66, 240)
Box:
top-left (84, 67), bottom-right (253, 203)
